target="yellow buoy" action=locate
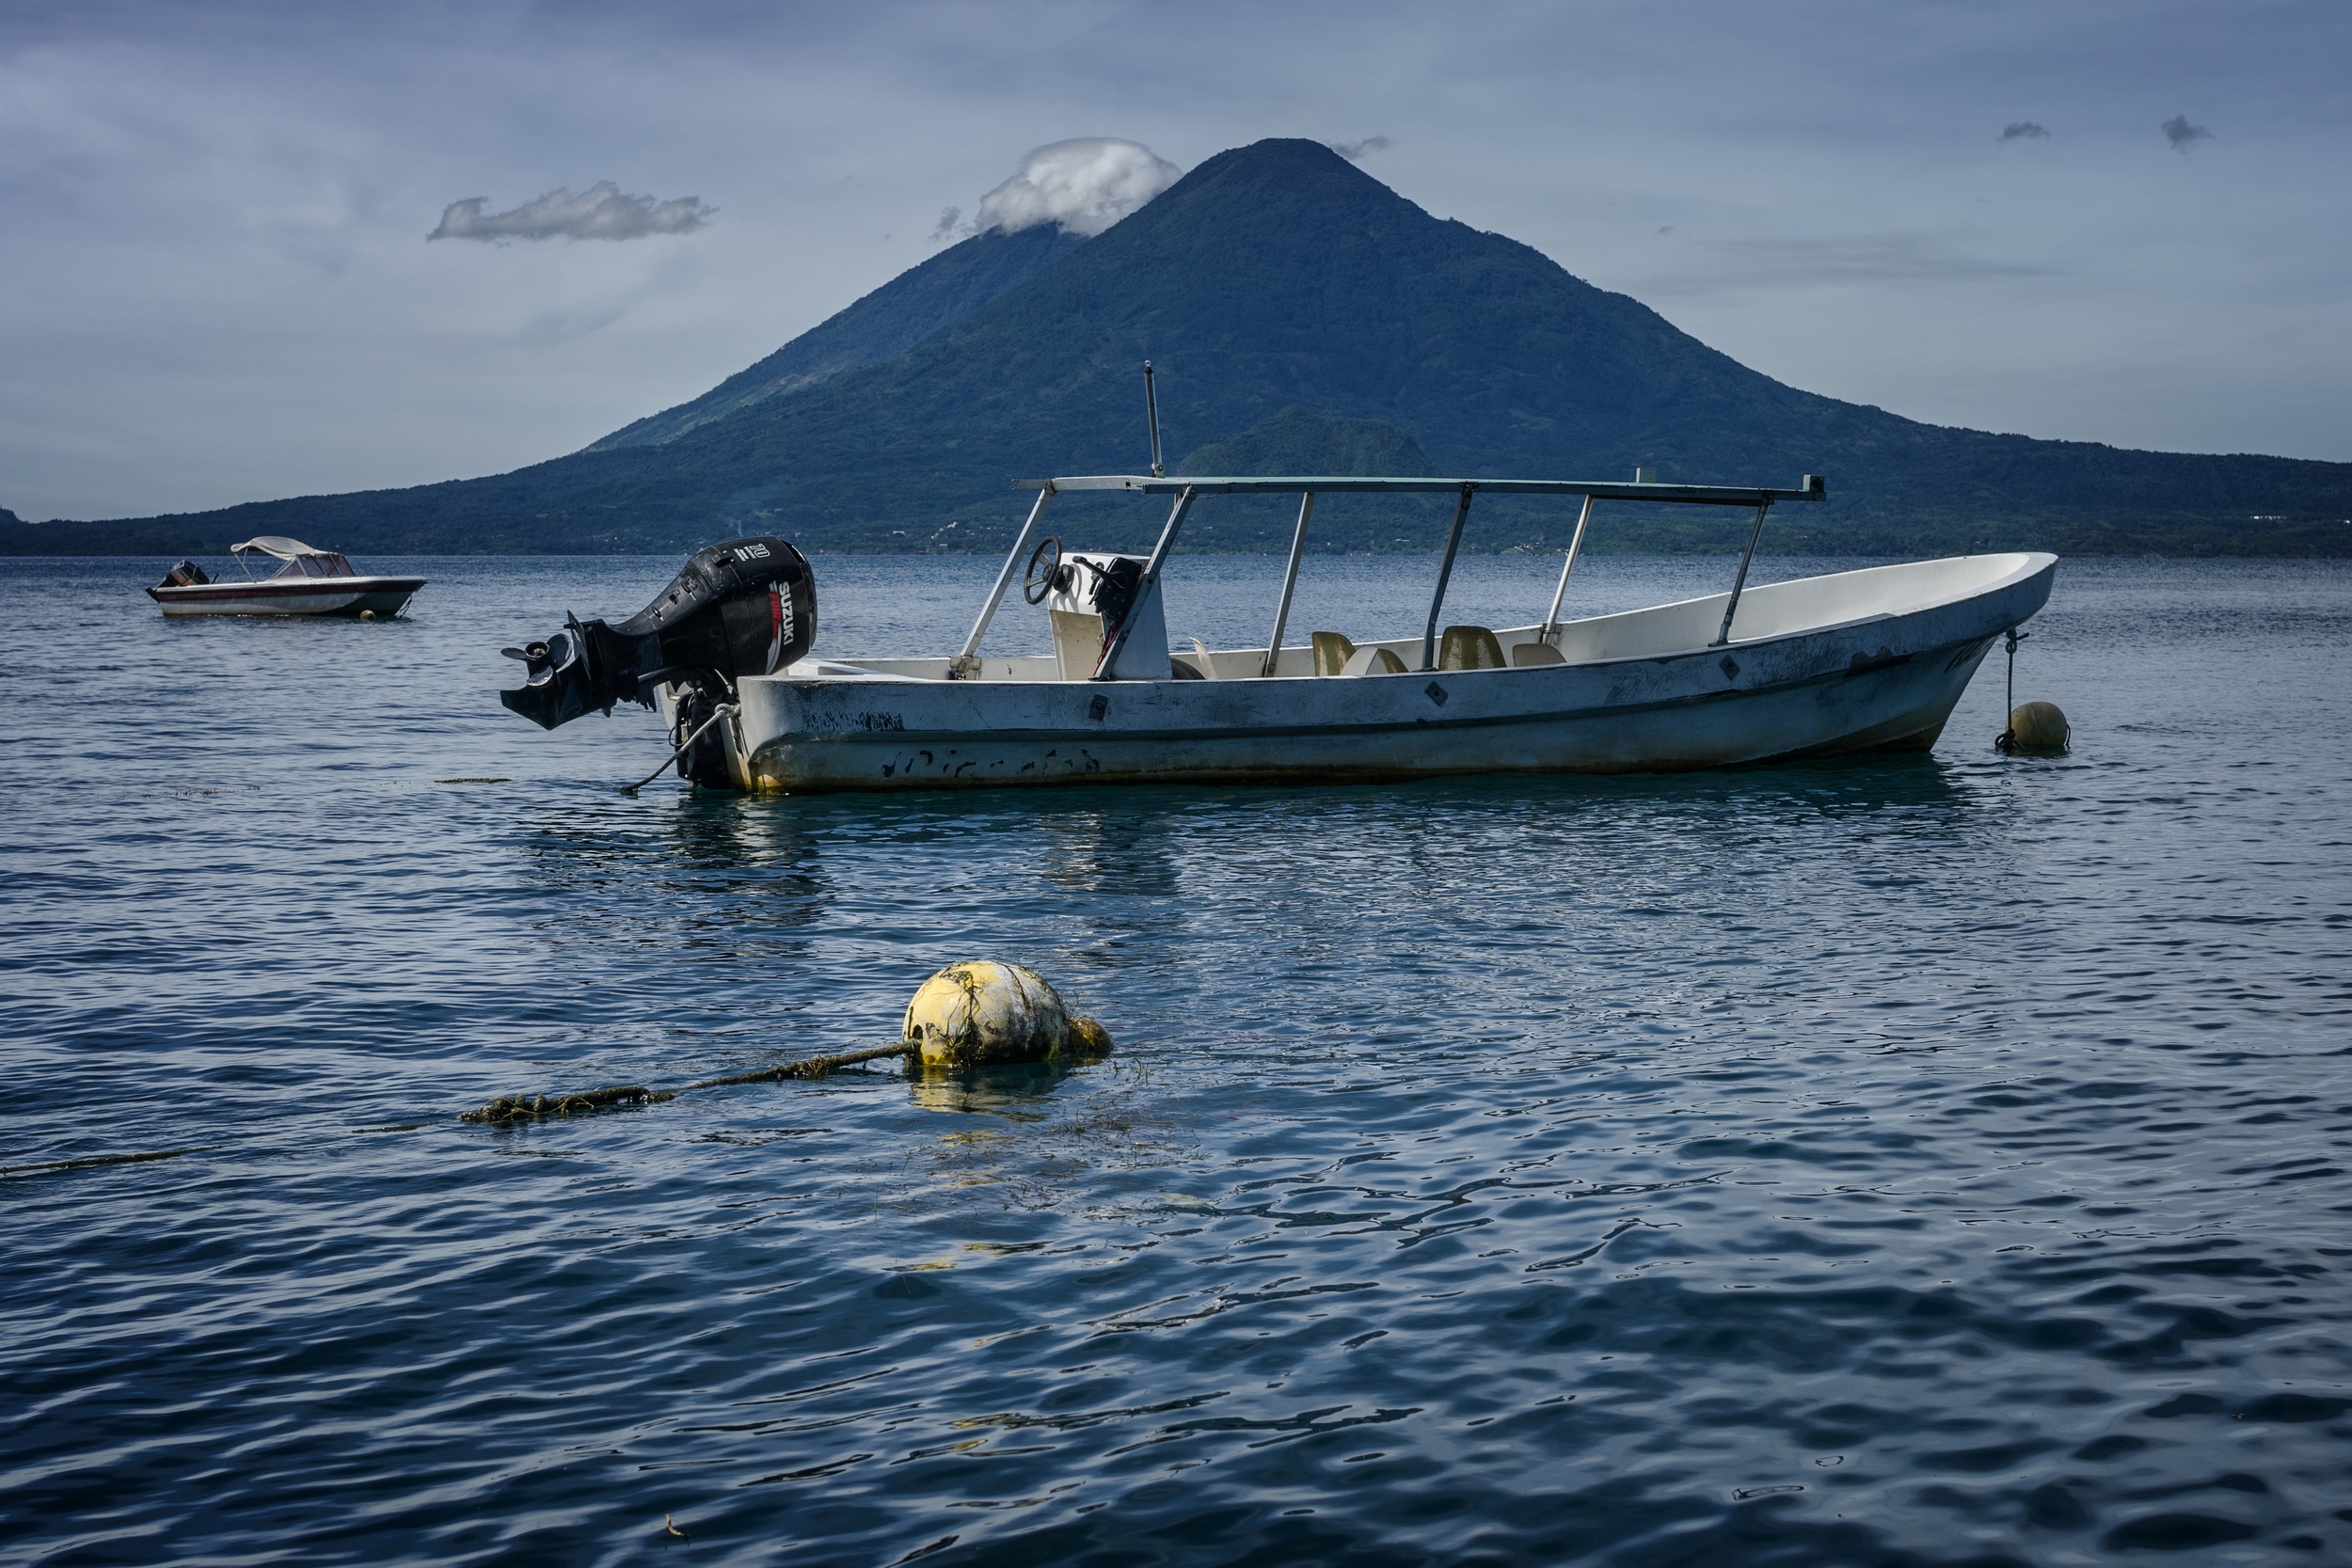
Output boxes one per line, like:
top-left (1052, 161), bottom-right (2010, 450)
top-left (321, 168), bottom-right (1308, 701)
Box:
top-left (902, 961), bottom-right (1114, 1067)
top-left (2006, 701), bottom-right (2071, 752)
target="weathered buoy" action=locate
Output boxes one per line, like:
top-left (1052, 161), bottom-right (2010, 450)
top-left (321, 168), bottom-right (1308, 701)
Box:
top-left (358, 610), bottom-right (376, 621)
top-left (2004, 700), bottom-right (2071, 752)
top-left (902, 961), bottom-right (1113, 1067)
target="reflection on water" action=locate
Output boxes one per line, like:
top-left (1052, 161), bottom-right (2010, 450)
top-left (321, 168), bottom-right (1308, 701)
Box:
top-left (5, 555), bottom-right (2351, 1567)
top-left (907, 1058), bottom-right (1091, 1117)
top-left (1041, 804), bottom-right (1186, 899)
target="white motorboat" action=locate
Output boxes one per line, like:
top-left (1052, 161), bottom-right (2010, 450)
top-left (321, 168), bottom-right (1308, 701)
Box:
top-left (497, 472), bottom-right (2055, 793)
top-left (147, 537), bottom-right (425, 618)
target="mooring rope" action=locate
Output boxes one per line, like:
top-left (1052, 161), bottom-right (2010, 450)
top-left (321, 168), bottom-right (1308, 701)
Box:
top-left (621, 701), bottom-right (739, 794)
top-left (458, 1042), bottom-right (917, 1124)
top-left (458, 1085), bottom-right (675, 1124)
top-left (1994, 627), bottom-right (2027, 752)
top-left (675, 1043), bottom-right (918, 1091)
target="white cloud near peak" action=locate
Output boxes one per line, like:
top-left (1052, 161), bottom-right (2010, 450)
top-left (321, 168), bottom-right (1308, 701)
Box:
top-left (971, 138), bottom-right (1181, 238)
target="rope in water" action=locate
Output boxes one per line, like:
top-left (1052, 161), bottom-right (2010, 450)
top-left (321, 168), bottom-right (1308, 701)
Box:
top-left (621, 701), bottom-right (739, 794)
top-left (459, 1042), bottom-right (916, 1124)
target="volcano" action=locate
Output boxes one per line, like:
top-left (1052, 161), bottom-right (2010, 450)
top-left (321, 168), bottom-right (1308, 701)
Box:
top-left (14, 138), bottom-right (2349, 558)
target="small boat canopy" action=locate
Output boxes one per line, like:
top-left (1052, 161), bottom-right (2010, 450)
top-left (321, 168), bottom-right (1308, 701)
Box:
top-left (228, 535), bottom-right (357, 581)
top-left (230, 536), bottom-right (326, 560)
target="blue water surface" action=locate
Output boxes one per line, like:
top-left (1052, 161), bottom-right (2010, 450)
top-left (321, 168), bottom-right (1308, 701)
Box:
top-left (3, 550), bottom-right (2349, 1567)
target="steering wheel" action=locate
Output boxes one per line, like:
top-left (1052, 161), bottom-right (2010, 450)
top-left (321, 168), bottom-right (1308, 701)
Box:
top-left (1023, 536), bottom-right (1063, 605)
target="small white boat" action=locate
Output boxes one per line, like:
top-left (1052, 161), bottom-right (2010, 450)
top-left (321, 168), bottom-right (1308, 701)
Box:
top-left (497, 472), bottom-right (2055, 793)
top-left (148, 537), bottom-right (424, 618)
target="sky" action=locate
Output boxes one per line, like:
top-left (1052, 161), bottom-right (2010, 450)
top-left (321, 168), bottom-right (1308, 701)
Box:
top-left (4, 0), bottom-right (2346, 522)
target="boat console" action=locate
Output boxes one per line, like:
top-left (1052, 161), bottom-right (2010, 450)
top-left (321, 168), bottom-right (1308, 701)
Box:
top-left (1041, 550), bottom-right (1168, 680)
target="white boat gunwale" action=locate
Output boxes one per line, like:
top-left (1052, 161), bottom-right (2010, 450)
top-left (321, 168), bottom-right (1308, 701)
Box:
top-left (788, 550), bottom-right (2048, 689)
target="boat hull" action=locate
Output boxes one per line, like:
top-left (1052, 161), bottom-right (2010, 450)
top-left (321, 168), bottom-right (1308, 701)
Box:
top-left (148, 577), bottom-right (425, 618)
top-left (721, 554), bottom-right (2055, 794)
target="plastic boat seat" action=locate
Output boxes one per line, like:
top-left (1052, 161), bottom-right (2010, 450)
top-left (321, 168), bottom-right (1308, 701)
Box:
top-left (1511, 641), bottom-right (1566, 667)
top-left (1311, 631), bottom-right (1356, 676)
top-left (1438, 626), bottom-right (1507, 671)
top-left (1341, 645), bottom-right (1408, 676)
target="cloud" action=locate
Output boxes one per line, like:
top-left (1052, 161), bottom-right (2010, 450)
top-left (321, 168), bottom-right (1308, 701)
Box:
top-left (1998, 121), bottom-right (2050, 142)
top-left (1328, 135), bottom-right (1393, 161)
top-left (970, 138), bottom-right (1182, 238)
top-left (428, 182), bottom-right (715, 242)
top-left (2161, 114), bottom-right (2213, 152)
top-left (929, 205), bottom-right (961, 242)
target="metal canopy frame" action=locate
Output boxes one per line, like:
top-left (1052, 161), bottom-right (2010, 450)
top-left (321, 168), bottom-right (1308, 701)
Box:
top-left (1025, 475), bottom-right (1823, 506)
top-left (960, 472), bottom-right (1826, 678)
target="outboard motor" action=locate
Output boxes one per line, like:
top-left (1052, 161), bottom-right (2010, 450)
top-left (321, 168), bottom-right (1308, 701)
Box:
top-left (499, 537), bottom-right (816, 785)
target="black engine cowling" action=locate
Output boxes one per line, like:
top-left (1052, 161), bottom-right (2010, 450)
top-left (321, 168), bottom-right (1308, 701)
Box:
top-left (498, 537), bottom-right (817, 736)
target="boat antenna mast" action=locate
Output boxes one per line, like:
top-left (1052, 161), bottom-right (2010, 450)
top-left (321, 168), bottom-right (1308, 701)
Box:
top-left (1142, 361), bottom-right (1166, 479)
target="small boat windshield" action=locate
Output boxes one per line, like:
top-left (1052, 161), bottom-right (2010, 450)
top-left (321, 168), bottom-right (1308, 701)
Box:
top-left (273, 552), bottom-right (357, 579)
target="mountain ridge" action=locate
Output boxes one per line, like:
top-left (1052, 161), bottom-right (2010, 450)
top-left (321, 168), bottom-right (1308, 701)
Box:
top-left (582, 224), bottom-right (1085, 452)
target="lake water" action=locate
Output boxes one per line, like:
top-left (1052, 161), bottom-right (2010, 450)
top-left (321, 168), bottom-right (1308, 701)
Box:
top-left (4, 551), bottom-right (2349, 1567)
